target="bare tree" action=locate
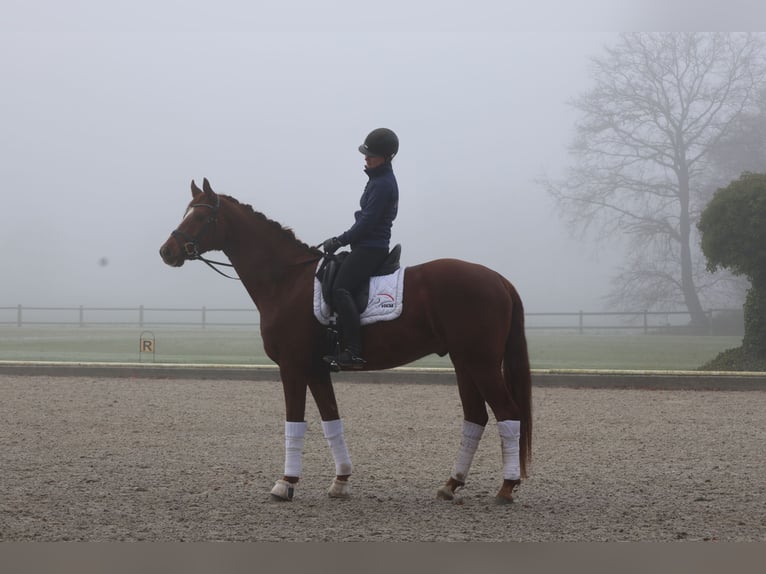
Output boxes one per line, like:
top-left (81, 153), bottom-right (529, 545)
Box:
top-left (543, 33), bottom-right (766, 325)
top-left (704, 87), bottom-right (766, 198)
top-left (694, 86), bottom-right (766, 311)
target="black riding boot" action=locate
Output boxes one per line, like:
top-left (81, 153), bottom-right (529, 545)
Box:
top-left (325, 288), bottom-right (366, 369)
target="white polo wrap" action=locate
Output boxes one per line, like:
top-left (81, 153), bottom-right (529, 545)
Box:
top-left (451, 420), bottom-right (485, 483)
top-left (497, 419), bottom-right (521, 480)
top-left (284, 421), bottom-right (307, 478)
top-left (321, 419), bottom-right (353, 476)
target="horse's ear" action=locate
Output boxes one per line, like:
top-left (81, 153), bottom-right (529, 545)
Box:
top-left (202, 178), bottom-right (214, 196)
top-left (191, 179), bottom-right (202, 197)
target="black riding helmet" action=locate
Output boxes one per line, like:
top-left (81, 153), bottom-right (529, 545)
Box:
top-left (358, 128), bottom-right (399, 160)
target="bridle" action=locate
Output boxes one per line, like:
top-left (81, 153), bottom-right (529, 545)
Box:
top-left (170, 194), bottom-right (242, 279)
top-left (171, 194), bottom-right (322, 280)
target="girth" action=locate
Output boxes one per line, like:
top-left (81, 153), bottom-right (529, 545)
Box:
top-left (316, 244), bottom-right (401, 314)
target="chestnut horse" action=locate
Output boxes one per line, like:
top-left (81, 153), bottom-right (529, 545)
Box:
top-left (159, 179), bottom-right (532, 503)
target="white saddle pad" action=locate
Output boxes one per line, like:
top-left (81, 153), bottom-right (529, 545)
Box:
top-left (313, 265), bottom-right (405, 326)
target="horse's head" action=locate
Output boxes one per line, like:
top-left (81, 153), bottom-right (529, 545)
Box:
top-left (159, 178), bottom-right (223, 267)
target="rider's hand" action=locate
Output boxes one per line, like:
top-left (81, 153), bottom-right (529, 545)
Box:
top-left (322, 237), bottom-right (343, 254)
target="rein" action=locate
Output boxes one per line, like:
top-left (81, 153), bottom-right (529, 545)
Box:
top-left (171, 195), bottom-right (322, 281)
top-left (194, 254), bottom-right (242, 280)
top-left (195, 254), bottom-right (323, 281)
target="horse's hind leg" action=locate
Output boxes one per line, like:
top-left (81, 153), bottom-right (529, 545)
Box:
top-left (437, 367), bottom-right (489, 501)
top-left (479, 372), bottom-right (523, 505)
top-left (495, 420), bottom-right (522, 505)
top-left (436, 420), bottom-right (485, 501)
top-left (448, 363), bottom-right (523, 505)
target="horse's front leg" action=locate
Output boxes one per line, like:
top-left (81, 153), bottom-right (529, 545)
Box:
top-left (309, 371), bottom-right (353, 499)
top-left (269, 366), bottom-right (309, 502)
top-left (270, 364), bottom-right (352, 501)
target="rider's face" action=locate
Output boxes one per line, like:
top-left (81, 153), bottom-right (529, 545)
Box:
top-left (364, 155), bottom-right (385, 169)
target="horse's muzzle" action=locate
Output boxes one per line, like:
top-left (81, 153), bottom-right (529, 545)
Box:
top-left (159, 240), bottom-right (185, 267)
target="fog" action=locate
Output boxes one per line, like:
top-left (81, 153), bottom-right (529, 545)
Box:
top-left (2, 1), bottom-right (734, 314)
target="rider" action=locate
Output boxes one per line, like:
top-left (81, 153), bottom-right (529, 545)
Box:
top-left (322, 128), bottom-right (400, 369)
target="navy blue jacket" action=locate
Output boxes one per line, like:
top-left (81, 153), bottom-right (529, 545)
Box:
top-left (338, 162), bottom-right (398, 249)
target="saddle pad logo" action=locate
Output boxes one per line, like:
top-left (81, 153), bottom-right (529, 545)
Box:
top-left (372, 293), bottom-right (395, 309)
top-left (313, 266), bottom-right (405, 326)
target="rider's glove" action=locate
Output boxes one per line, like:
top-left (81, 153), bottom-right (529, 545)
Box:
top-left (322, 237), bottom-right (343, 254)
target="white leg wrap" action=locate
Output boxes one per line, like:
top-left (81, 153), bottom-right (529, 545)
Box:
top-left (284, 421), bottom-right (307, 478)
top-left (321, 419), bottom-right (353, 476)
top-left (451, 420), bottom-right (485, 483)
top-left (497, 419), bottom-right (521, 480)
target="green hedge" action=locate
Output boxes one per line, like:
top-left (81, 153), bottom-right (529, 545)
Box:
top-left (698, 172), bottom-right (766, 368)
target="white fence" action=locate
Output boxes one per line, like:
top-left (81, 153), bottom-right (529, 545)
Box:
top-left (0, 305), bottom-right (744, 335)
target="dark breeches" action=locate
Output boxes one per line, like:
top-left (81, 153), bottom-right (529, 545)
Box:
top-left (332, 247), bottom-right (389, 295)
top-left (332, 247), bottom-right (388, 351)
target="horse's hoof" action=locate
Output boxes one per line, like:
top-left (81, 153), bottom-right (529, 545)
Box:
top-left (436, 485), bottom-right (455, 501)
top-left (436, 485), bottom-right (465, 504)
top-left (327, 477), bottom-right (352, 499)
top-left (270, 479), bottom-right (295, 502)
top-left (494, 479), bottom-right (520, 505)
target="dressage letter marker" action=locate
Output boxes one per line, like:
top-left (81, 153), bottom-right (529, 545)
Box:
top-left (139, 331), bottom-right (156, 362)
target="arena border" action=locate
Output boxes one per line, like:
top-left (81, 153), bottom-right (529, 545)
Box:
top-left (1, 360), bottom-right (765, 390)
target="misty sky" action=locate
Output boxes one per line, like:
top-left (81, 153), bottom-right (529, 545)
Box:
top-left (3, 1), bottom-right (751, 314)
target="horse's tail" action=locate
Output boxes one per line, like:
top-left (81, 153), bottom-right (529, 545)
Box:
top-left (503, 281), bottom-right (532, 478)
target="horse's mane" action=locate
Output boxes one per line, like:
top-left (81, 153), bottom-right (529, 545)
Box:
top-left (221, 194), bottom-right (318, 252)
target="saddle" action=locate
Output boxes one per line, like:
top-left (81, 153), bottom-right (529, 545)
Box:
top-left (316, 244), bottom-right (402, 314)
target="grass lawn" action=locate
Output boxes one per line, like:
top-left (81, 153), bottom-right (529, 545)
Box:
top-left (0, 326), bottom-right (744, 371)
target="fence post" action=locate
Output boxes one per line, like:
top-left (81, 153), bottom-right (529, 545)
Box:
top-left (139, 305), bottom-right (144, 328)
top-left (578, 310), bottom-right (583, 334)
top-left (17, 304), bottom-right (22, 327)
top-left (202, 306), bottom-right (207, 329)
top-left (79, 305), bottom-right (84, 327)
top-left (708, 309), bottom-right (714, 336)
